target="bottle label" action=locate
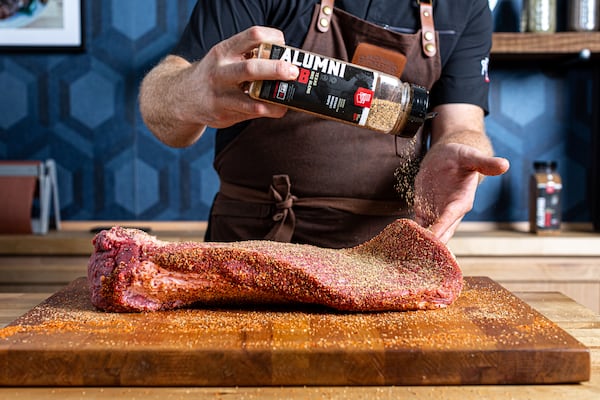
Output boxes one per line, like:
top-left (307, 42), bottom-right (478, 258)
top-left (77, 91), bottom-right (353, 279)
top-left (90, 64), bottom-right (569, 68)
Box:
top-left (257, 44), bottom-right (377, 125)
top-left (535, 181), bottom-right (562, 230)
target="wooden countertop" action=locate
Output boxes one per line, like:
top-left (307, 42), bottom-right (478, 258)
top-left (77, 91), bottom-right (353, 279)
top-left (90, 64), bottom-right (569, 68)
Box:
top-left (1, 221), bottom-right (600, 257)
top-left (1, 289), bottom-right (599, 399)
top-left (449, 222), bottom-right (600, 256)
top-left (0, 221), bottom-right (208, 256)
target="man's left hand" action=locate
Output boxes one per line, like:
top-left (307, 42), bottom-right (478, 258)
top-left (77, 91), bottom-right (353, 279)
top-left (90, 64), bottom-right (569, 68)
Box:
top-left (414, 142), bottom-right (510, 243)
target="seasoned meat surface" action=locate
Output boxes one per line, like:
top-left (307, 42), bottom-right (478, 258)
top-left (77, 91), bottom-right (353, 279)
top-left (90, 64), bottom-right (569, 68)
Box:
top-left (88, 218), bottom-right (463, 312)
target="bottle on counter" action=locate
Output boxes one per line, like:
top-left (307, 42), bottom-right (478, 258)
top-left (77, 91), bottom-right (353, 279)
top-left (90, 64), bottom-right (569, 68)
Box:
top-left (529, 161), bottom-right (563, 235)
top-left (567, 0), bottom-right (600, 31)
top-left (248, 43), bottom-right (431, 138)
top-left (522, 0), bottom-right (557, 33)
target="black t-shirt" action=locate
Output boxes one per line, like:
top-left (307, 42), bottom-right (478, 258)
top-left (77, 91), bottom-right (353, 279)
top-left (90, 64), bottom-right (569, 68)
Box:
top-left (172, 0), bottom-right (492, 152)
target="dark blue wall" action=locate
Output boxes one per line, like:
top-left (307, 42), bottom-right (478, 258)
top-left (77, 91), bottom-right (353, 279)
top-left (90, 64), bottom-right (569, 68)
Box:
top-left (0, 1), bottom-right (594, 223)
top-left (474, 67), bottom-right (593, 223)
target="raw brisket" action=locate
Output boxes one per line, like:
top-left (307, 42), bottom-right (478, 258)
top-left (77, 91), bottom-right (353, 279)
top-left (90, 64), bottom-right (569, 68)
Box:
top-left (87, 218), bottom-right (463, 312)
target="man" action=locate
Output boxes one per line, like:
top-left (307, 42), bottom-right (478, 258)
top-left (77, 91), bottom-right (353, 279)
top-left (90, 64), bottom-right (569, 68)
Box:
top-left (139, 0), bottom-right (510, 247)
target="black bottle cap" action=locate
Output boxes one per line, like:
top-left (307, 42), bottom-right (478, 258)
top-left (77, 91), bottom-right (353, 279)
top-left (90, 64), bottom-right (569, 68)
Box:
top-left (534, 160), bottom-right (558, 171)
top-left (398, 85), bottom-right (430, 138)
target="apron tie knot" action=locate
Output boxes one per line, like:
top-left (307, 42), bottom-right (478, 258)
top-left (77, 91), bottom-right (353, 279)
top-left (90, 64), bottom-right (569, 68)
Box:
top-left (266, 175), bottom-right (297, 242)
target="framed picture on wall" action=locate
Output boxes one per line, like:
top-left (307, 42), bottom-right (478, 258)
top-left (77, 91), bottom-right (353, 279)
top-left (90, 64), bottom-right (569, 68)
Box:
top-left (0, 0), bottom-right (84, 51)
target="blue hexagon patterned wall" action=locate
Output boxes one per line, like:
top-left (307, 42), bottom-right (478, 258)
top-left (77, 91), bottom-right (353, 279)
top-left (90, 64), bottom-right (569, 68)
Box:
top-left (0, 1), bottom-right (594, 223)
top-left (0, 0), bottom-right (218, 222)
top-left (472, 66), bottom-right (594, 222)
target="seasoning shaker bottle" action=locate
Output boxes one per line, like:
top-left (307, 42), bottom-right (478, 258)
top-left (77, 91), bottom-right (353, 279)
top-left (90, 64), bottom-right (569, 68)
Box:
top-left (522, 0), bottom-right (557, 33)
top-left (529, 161), bottom-right (562, 234)
top-left (248, 43), bottom-right (431, 137)
top-left (567, 0), bottom-right (600, 31)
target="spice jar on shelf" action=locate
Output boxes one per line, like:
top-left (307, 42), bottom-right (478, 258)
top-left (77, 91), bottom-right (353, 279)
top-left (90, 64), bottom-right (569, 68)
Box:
top-left (249, 43), bottom-right (431, 137)
top-left (567, 0), bottom-right (600, 31)
top-left (529, 161), bottom-right (562, 235)
top-left (522, 0), bottom-right (557, 33)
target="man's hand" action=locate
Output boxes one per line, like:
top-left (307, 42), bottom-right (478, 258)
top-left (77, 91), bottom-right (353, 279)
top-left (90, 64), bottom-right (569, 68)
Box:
top-left (413, 142), bottom-right (510, 243)
top-left (190, 27), bottom-right (299, 128)
top-left (139, 26), bottom-right (299, 147)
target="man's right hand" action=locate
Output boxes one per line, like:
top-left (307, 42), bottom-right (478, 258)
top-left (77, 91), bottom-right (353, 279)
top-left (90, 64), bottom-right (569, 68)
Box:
top-left (139, 26), bottom-right (299, 147)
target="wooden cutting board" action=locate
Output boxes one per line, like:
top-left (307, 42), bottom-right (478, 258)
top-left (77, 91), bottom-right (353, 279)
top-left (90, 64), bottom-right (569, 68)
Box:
top-left (0, 276), bottom-right (590, 386)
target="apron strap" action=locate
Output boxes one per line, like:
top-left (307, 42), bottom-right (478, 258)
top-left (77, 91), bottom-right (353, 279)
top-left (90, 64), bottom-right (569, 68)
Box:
top-left (317, 0), bottom-right (335, 32)
top-left (419, 0), bottom-right (437, 57)
top-left (265, 175), bottom-right (297, 242)
top-left (319, 1), bottom-right (437, 57)
top-left (218, 176), bottom-right (409, 242)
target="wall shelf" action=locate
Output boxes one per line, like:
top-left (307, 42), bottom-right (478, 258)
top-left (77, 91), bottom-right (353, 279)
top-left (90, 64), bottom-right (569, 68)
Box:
top-left (491, 32), bottom-right (600, 59)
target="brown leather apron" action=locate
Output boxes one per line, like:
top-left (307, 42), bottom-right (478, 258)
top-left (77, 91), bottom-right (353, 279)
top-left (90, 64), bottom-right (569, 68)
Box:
top-left (209, 0), bottom-right (442, 248)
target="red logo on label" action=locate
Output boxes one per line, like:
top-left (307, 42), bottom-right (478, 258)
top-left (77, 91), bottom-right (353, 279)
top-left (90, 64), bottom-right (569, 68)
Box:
top-left (297, 68), bottom-right (310, 84)
top-left (354, 88), bottom-right (374, 107)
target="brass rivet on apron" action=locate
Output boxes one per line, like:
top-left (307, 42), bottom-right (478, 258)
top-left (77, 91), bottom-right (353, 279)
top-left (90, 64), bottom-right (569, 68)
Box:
top-left (322, 5), bottom-right (332, 16)
top-left (425, 43), bottom-right (436, 53)
top-left (319, 17), bottom-right (329, 28)
top-left (423, 10), bottom-right (431, 17)
top-left (424, 31), bottom-right (434, 41)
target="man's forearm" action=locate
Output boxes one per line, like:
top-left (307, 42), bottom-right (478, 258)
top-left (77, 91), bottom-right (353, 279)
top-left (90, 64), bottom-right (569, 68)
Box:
top-left (433, 127), bottom-right (495, 157)
top-left (429, 103), bottom-right (493, 154)
top-left (139, 56), bottom-right (207, 148)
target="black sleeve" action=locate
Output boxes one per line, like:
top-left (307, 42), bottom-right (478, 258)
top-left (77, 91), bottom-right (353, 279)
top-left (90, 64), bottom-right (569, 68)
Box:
top-left (429, 0), bottom-right (492, 114)
top-left (172, 0), bottom-right (317, 62)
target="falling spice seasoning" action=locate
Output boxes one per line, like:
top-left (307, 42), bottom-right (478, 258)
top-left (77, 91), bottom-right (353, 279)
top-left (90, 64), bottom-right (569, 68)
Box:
top-left (248, 43), bottom-right (431, 137)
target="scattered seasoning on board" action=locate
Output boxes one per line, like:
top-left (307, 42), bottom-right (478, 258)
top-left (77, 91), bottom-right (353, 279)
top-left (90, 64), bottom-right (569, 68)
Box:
top-left (1, 279), bottom-right (571, 352)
